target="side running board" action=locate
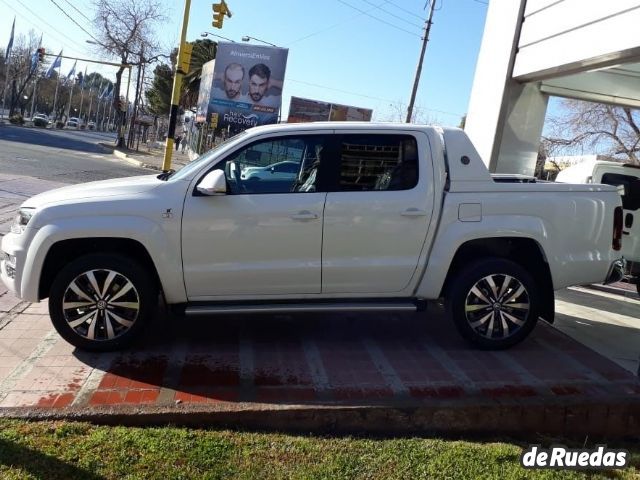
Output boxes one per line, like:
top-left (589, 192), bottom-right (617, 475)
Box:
top-left (185, 301), bottom-right (421, 316)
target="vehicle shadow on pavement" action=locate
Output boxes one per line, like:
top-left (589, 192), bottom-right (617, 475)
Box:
top-left (69, 304), bottom-right (640, 408)
top-left (0, 438), bottom-right (105, 480)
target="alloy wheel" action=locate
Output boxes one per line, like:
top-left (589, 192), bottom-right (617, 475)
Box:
top-left (61, 269), bottom-right (140, 341)
top-left (464, 273), bottom-right (530, 340)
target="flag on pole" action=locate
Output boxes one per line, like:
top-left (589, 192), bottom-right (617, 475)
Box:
top-left (99, 83), bottom-right (109, 99)
top-left (66, 60), bottom-right (77, 80)
top-left (29, 34), bottom-right (43, 74)
top-left (79, 66), bottom-right (87, 88)
top-left (45, 50), bottom-right (62, 78)
top-left (5, 17), bottom-right (15, 62)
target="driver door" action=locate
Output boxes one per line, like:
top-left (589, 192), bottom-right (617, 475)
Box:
top-left (181, 134), bottom-right (328, 299)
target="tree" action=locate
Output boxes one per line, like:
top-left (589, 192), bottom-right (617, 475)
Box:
top-left (181, 39), bottom-right (217, 110)
top-left (145, 63), bottom-right (173, 116)
top-left (545, 99), bottom-right (640, 165)
top-left (4, 32), bottom-right (40, 116)
top-left (145, 39), bottom-right (217, 116)
top-left (92, 0), bottom-right (164, 146)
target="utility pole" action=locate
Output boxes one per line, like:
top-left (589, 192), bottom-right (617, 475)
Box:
top-left (162, 0), bottom-right (192, 171)
top-left (406, 0), bottom-right (437, 123)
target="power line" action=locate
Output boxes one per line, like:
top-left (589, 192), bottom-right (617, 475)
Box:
top-left (6, 0), bottom-right (84, 55)
top-left (61, 0), bottom-right (94, 25)
top-left (288, 0), bottom-right (391, 45)
top-left (48, 0), bottom-right (102, 45)
top-left (336, 0), bottom-right (422, 37)
top-left (359, 0), bottom-right (425, 28)
top-left (385, 0), bottom-right (428, 19)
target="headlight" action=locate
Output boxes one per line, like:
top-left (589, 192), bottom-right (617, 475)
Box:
top-left (10, 208), bottom-right (35, 234)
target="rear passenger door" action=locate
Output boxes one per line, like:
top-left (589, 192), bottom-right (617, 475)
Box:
top-left (322, 131), bottom-right (435, 294)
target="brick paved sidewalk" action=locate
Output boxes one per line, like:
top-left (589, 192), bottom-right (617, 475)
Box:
top-left (0, 283), bottom-right (638, 436)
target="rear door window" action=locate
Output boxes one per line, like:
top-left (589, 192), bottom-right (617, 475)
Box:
top-left (334, 135), bottom-right (419, 191)
top-left (602, 172), bottom-right (640, 211)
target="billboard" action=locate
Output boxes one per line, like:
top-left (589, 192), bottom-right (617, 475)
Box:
top-left (196, 59), bottom-right (216, 123)
top-left (196, 42), bottom-right (289, 133)
top-left (287, 96), bottom-right (373, 123)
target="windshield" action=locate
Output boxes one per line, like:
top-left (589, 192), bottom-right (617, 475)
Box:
top-left (166, 131), bottom-right (249, 181)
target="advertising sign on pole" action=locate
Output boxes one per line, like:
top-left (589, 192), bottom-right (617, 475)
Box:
top-left (287, 96), bottom-right (373, 123)
top-left (197, 42), bottom-right (288, 133)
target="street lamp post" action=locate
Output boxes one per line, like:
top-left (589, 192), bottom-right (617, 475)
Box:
top-left (201, 32), bottom-right (235, 42)
top-left (241, 36), bottom-right (278, 47)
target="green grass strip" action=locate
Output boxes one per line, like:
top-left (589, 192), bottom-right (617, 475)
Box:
top-left (0, 419), bottom-right (638, 479)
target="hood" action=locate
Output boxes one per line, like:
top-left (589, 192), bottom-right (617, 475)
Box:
top-left (23, 174), bottom-right (162, 209)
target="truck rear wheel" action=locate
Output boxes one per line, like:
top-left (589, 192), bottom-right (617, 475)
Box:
top-left (48, 253), bottom-right (156, 352)
top-left (446, 258), bottom-right (540, 349)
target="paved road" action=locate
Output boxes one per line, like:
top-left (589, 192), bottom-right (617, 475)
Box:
top-left (0, 124), bottom-right (149, 183)
top-left (0, 124), bottom-right (151, 233)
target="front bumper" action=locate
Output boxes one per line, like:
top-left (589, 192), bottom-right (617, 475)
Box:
top-left (604, 258), bottom-right (626, 285)
top-left (1, 231), bottom-right (26, 299)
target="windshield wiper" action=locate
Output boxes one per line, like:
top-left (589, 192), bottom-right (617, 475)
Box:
top-left (157, 169), bottom-right (175, 181)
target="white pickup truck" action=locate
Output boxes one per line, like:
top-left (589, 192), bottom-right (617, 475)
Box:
top-left (1, 123), bottom-right (625, 351)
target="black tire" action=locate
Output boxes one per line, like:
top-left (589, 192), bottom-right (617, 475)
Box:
top-left (48, 253), bottom-right (156, 352)
top-left (446, 257), bottom-right (540, 349)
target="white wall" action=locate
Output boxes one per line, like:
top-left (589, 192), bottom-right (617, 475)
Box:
top-left (466, 0), bottom-right (640, 175)
top-left (515, 0), bottom-right (640, 80)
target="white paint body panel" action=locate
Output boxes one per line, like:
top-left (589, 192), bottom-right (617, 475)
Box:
top-left (181, 192), bottom-right (326, 297)
top-left (322, 129), bottom-right (435, 294)
top-left (557, 161), bottom-right (640, 265)
top-left (0, 123), bottom-right (623, 306)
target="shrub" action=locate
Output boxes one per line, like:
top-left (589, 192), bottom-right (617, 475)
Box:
top-left (9, 114), bottom-right (24, 125)
top-left (55, 121), bottom-right (64, 129)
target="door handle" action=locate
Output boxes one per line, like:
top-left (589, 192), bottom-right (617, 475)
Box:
top-left (291, 210), bottom-right (318, 221)
top-left (401, 208), bottom-right (427, 217)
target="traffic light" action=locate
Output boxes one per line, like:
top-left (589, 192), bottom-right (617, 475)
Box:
top-left (37, 47), bottom-right (45, 62)
top-left (179, 42), bottom-right (193, 74)
top-left (212, 0), bottom-right (231, 29)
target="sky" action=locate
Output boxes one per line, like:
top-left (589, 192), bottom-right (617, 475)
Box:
top-left (0, 0), bottom-right (489, 126)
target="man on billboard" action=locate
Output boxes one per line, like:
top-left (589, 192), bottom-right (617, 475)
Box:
top-left (221, 63), bottom-right (245, 100)
top-left (244, 63), bottom-right (278, 107)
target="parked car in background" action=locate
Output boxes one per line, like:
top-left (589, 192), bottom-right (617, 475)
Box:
top-left (0, 123), bottom-right (625, 352)
top-left (557, 160), bottom-right (640, 293)
top-left (65, 119), bottom-right (79, 130)
top-left (32, 114), bottom-right (49, 128)
top-left (241, 160), bottom-right (300, 181)
top-left (87, 121), bottom-right (96, 130)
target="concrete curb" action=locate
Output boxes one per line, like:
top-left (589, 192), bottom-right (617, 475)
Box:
top-left (110, 148), bottom-right (161, 171)
top-left (585, 283), bottom-right (639, 300)
top-left (1, 398), bottom-right (639, 437)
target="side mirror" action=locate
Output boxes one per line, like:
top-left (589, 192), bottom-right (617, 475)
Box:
top-left (196, 170), bottom-right (227, 195)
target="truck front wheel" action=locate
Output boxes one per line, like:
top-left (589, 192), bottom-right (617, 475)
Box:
top-left (446, 258), bottom-right (540, 349)
top-left (48, 254), bottom-right (156, 351)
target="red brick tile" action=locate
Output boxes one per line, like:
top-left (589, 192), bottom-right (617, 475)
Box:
top-left (53, 393), bottom-right (75, 408)
top-left (551, 385), bottom-right (582, 396)
top-left (106, 391), bottom-right (126, 404)
top-left (140, 390), bottom-right (159, 404)
top-left (113, 376), bottom-right (132, 389)
top-left (124, 390), bottom-right (143, 404)
top-left (98, 373), bottom-right (119, 389)
top-left (436, 386), bottom-right (466, 398)
top-left (89, 391), bottom-right (111, 406)
top-left (481, 385), bottom-right (537, 398)
top-left (37, 394), bottom-right (58, 407)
